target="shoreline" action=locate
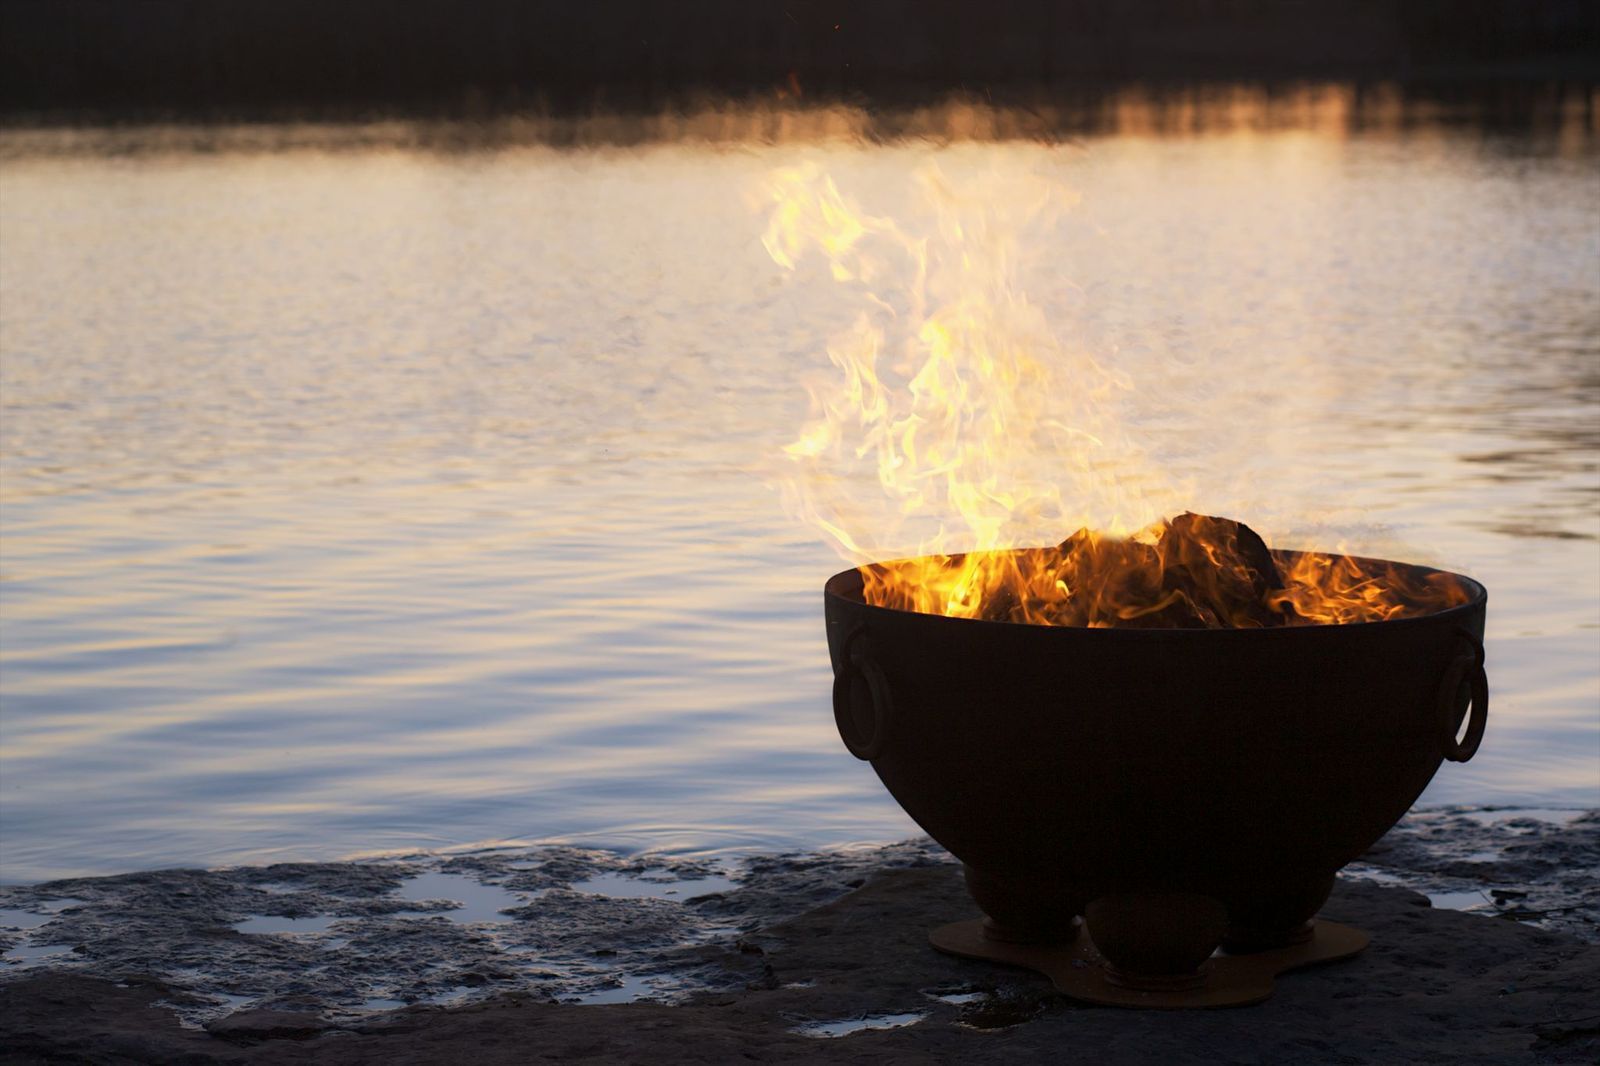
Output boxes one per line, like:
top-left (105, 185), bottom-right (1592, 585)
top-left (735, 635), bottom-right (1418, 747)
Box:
top-left (1, 81), bottom-right (1595, 161)
top-left (1, 809), bottom-right (1596, 1062)
top-left (0, 801), bottom-right (1592, 893)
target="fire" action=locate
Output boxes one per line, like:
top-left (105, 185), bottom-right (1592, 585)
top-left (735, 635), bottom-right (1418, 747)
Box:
top-left (765, 164), bottom-right (1471, 627)
top-left (1268, 548), bottom-right (1472, 626)
top-left (862, 516), bottom-right (1472, 629)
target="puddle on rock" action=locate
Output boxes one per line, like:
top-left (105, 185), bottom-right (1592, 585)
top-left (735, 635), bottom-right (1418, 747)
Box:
top-left (791, 1011), bottom-right (928, 1038)
top-left (0, 901), bottom-right (83, 931)
top-left (1426, 887), bottom-right (1493, 912)
top-left (396, 872), bottom-right (524, 922)
top-left (422, 985), bottom-right (478, 1008)
top-left (210, 993), bottom-right (257, 1012)
top-left (3, 941), bottom-right (76, 963)
top-left (1348, 869), bottom-right (1492, 913)
top-left (361, 997), bottom-right (408, 1012)
top-left (571, 973), bottom-right (661, 1005)
top-left (926, 988), bottom-right (988, 1006)
top-left (561, 870), bottom-right (738, 901)
top-left (1461, 849), bottom-right (1503, 864)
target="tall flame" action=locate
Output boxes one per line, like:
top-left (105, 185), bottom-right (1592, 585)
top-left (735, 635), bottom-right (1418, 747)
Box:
top-left (765, 163), bottom-right (1469, 627)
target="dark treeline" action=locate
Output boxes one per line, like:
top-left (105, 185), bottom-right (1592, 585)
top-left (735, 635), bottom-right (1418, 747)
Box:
top-left (2, 0), bottom-right (1597, 121)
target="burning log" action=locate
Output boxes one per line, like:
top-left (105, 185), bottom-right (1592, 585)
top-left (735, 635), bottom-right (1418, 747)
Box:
top-left (1048, 528), bottom-right (1193, 629)
top-left (1154, 512), bottom-right (1286, 629)
top-left (1039, 513), bottom-right (1286, 629)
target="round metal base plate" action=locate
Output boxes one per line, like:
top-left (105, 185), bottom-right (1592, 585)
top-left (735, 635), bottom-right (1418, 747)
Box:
top-left (929, 917), bottom-right (1369, 1009)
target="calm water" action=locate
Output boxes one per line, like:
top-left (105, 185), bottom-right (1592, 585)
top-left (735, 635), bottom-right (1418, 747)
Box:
top-left (2, 109), bottom-right (1597, 881)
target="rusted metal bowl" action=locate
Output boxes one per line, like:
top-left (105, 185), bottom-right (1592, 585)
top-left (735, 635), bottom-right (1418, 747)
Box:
top-left (825, 549), bottom-right (1488, 978)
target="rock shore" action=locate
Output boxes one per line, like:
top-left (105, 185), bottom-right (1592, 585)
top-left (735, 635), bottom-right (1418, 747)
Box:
top-left (3, 810), bottom-right (1596, 1064)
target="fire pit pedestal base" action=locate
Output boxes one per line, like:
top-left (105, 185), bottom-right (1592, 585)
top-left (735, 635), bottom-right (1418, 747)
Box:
top-left (930, 917), bottom-right (1369, 1009)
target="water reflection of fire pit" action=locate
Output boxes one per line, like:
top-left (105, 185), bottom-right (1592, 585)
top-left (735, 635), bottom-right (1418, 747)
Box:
top-left (824, 515), bottom-right (1488, 1008)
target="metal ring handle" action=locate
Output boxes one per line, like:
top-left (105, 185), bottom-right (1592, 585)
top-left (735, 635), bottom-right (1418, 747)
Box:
top-left (832, 625), bottom-right (894, 761)
top-left (1437, 628), bottom-right (1488, 763)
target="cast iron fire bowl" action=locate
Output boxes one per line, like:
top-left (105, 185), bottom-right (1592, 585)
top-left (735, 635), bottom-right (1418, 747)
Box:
top-left (824, 549), bottom-right (1488, 1007)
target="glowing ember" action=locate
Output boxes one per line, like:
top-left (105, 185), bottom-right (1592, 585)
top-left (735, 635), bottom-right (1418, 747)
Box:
top-left (765, 165), bottom-right (1471, 628)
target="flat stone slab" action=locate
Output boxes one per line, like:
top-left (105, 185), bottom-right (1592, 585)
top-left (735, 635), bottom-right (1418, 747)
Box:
top-left (3, 868), bottom-right (1597, 1064)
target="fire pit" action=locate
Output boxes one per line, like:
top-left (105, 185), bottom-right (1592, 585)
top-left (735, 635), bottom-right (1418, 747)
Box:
top-left (824, 540), bottom-right (1488, 1008)
top-left (766, 167), bottom-right (1492, 1007)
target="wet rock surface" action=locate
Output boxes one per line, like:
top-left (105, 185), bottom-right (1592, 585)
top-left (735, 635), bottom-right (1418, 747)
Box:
top-left (1345, 807), bottom-right (1600, 943)
top-left (0, 841), bottom-right (949, 1024)
top-left (2, 810), bottom-right (1596, 1064)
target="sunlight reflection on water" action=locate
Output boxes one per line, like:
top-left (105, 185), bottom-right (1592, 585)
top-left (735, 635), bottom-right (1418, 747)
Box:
top-left (0, 109), bottom-right (1595, 881)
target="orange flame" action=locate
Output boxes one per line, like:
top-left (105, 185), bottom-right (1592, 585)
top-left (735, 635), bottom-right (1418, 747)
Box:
top-left (765, 164), bottom-right (1471, 627)
top-left (861, 517), bottom-right (1472, 629)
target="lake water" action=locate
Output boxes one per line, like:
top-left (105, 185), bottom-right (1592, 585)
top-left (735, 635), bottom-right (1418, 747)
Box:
top-left (2, 98), bottom-right (1597, 882)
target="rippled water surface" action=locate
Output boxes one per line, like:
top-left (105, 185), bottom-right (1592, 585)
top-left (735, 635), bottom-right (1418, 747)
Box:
top-left (2, 111), bottom-right (1597, 881)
